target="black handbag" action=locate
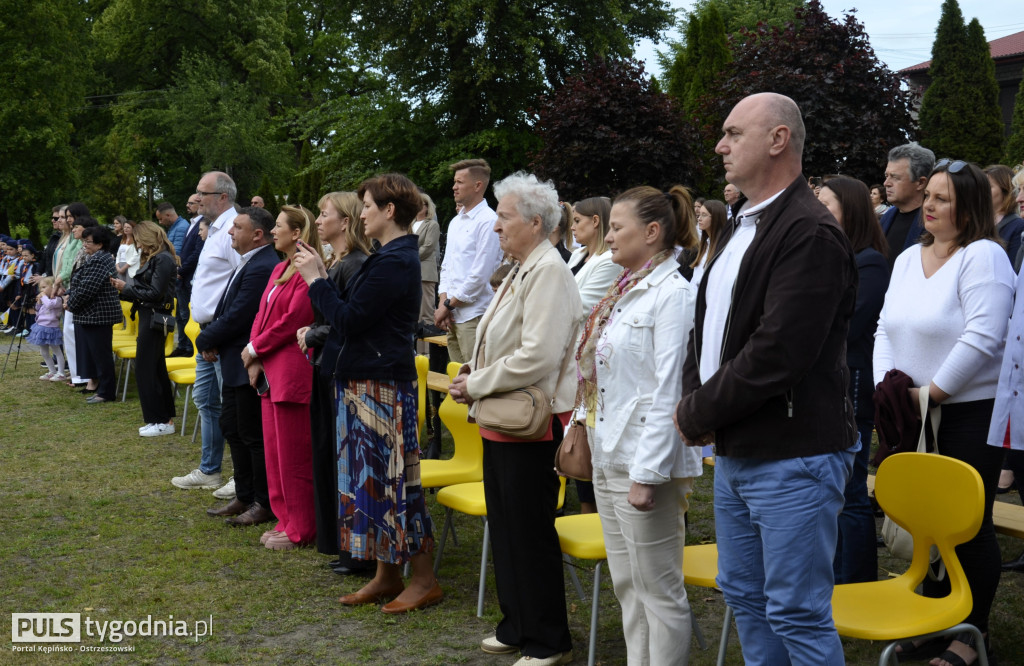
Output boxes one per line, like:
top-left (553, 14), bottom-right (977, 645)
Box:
top-left (150, 308), bottom-right (176, 335)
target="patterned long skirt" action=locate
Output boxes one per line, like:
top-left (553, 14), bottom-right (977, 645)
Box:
top-left (335, 378), bottom-right (434, 564)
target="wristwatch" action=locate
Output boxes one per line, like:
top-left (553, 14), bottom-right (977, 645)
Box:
top-left (443, 298), bottom-right (452, 310)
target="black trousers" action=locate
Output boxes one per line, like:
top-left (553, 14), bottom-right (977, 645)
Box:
top-left (310, 372), bottom-right (368, 567)
top-left (483, 419), bottom-right (572, 659)
top-left (75, 322), bottom-right (116, 400)
top-left (220, 382), bottom-right (269, 507)
top-left (174, 283), bottom-right (192, 353)
top-left (311, 372), bottom-right (340, 555)
top-left (923, 399), bottom-right (1002, 633)
top-left (135, 309), bottom-right (176, 424)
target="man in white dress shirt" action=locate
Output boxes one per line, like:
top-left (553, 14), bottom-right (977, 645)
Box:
top-left (434, 158), bottom-right (503, 364)
top-left (171, 171), bottom-right (241, 491)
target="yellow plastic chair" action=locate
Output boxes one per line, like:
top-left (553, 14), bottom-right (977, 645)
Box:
top-left (416, 354), bottom-right (428, 434)
top-left (114, 300), bottom-right (177, 401)
top-left (554, 512), bottom-right (606, 666)
top-left (433, 476), bottom-right (566, 617)
top-left (168, 317), bottom-right (200, 440)
top-left (163, 315), bottom-right (199, 373)
top-left (110, 301), bottom-right (136, 347)
top-left (420, 361), bottom-right (483, 490)
top-left (831, 452), bottom-right (989, 666)
top-left (682, 543), bottom-right (734, 664)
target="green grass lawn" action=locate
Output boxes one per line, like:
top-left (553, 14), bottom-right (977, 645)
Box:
top-left (2, 341), bottom-right (1024, 664)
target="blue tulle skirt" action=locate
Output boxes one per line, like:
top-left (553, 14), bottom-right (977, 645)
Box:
top-left (27, 323), bottom-right (63, 347)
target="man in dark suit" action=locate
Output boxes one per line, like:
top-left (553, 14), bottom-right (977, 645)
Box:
top-left (198, 206), bottom-right (280, 526)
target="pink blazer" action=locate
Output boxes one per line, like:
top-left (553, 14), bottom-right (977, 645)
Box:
top-left (250, 262), bottom-right (315, 404)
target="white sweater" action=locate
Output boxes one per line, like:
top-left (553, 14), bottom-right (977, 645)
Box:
top-left (873, 240), bottom-right (1014, 402)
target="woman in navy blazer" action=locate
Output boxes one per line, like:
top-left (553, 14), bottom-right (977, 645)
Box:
top-left (241, 205), bottom-right (321, 551)
top-left (295, 173), bottom-right (441, 615)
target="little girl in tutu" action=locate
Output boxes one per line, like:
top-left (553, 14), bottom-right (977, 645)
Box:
top-left (28, 276), bottom-right (66, 381)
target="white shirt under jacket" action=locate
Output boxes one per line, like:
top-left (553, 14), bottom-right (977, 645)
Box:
top-left (589, 258), bottom-right (703, 484)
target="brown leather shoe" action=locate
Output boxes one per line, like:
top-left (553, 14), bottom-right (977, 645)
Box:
top-left (338, 583), bottom-right (405, 606)
top-left (380, 582), bottom-right (443, 614)
top-left (206, 498), bottom-right (248, 517)
top-left (226, 502), bottom-right (275, 527)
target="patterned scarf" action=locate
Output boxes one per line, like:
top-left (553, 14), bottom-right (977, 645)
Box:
top-left (575, 249), bottom-right (672, 409)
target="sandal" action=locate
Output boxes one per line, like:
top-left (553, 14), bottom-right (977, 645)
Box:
top-left (895, 636), bottom-right (945, 660)
top-left (930, 632), bottom-right (993, 666)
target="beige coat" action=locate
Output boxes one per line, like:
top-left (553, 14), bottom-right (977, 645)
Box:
top-left (466, 240), bottom-right (584, 415)
top-left (414, 218), bottom-right (440, 282)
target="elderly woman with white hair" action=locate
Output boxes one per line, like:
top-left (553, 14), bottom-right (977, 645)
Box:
top-left (449, 172), bottom-right (584, 666)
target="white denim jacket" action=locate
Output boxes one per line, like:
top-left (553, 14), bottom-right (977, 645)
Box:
top-left (588, 258), bottom-right (702, 484)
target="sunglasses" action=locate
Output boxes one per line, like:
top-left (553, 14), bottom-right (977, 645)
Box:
top-left (935, 158), bottom-right (968, 174)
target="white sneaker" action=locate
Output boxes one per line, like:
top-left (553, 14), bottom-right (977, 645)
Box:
top-left (141, 423), bottom-right (175, 437)
top-left (50, 372), bottom-right (66, 382)
top-left (481, 635), bottom-right (518, 654)
top-left (171, 468), bottom-right (222, 489)
top-left (212, 477), bottom-right (236, 500)
top-left (139, 423), bottom-right (157, 434)
top-left (40, 372), bottom-right (54, 380)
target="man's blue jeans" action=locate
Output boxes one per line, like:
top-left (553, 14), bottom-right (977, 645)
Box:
top-left (715, 447), bottom-right (854, 665)
top-left (193, 354), bottom-right (224, 475)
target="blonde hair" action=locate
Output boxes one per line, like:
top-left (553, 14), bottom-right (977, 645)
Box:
top-left (275, 205), bottom-right (324, 285)
top-left (133, 220), bottom-right (179, 267)
top-left (318, 192), bottom-right (372, 262)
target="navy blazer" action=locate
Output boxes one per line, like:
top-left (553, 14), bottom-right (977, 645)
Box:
top-left (195, 244), bottom-right (279, 387)
top-left (879, 206), bottom-right (924, 254)
top-left (178, 217), bottom-right (205, 287)
top-left (308, 233), bottom-right (420, 382)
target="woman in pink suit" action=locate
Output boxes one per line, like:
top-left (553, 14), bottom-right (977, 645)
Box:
top-left (242, 204), bottom-right (324, 550)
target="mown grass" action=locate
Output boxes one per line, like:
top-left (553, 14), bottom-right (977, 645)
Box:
top-left (2, 339), bottom-right (1024, 664)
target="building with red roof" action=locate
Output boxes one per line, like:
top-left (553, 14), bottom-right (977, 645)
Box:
top-left (901, 30), bottom-right (1024, 137)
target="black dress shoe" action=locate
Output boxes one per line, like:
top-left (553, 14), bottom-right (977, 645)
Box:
top-left (327, 559), bottom-right (342, 568)
top-left (333, 564), bottom-right (375, 577)
top-left (79, 387), bottom-right (96, 394)
top-left (1001, 551), bottom-right (1024, 572)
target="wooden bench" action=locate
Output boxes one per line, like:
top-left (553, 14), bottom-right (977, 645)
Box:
top-left (867, 474), bottom-right (1024, 539)
top-left (427, 370), bottom-right (450, 394)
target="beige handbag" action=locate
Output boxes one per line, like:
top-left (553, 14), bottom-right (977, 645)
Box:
top-left (475, 385), bottom-right (553, 440)
top-left (881, 386), bottom-right (942, 572)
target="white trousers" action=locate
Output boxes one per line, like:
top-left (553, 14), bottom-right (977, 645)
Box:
top-left (62, 314), bottom-right (86, 384)
top-left (593, 467), bottom-right (693, 666)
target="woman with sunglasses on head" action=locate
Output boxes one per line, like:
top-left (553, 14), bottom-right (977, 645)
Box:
top-left (875, 159), bottom-right (1014, 666)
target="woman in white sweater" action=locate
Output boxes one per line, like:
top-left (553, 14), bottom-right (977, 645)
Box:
top-left (567, 197), bottom-right (620, 313)
top-left (566, 196), bottom-right (621, 513)
top-left (575, 185), bottom-right (701, 665)
top-left (874, 160), bottom-right (1014, 666)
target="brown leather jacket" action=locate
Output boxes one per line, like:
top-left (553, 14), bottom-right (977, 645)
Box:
top-left (676, 175), bottom-right (859, 459)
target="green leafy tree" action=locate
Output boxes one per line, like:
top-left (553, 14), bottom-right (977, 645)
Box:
top-left (664, 3), bottom-right (731, 116)
top-left (257, 175), bottom-right (279, 217)
top-left (689, 0), bottom-right (803, 35)
top-left (0, 0), bottom-right (89, 239)
top-left (1005, 76), bottom-right (1024, 166)
top-left (692, 0), bottom-right (915, 191)
top-left (962, 19), bottom-right (1004, 164)
top-left (918, 0), bottom-right (1002, 163)
top-left (530, 58), bottom-right (699, 201)
top-left (348, 0), bottom-right (673, 196)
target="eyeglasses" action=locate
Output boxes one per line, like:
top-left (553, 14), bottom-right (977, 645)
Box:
top-left (51, 216), bottom-right (59, 221)
top-left (196, 191), bottom-right (223, 198)
top-left (935, 158), bottom-right (968, 174)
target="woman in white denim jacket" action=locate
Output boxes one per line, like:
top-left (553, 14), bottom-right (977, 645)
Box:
top-left (576, 184), bottom-right (702, 665)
